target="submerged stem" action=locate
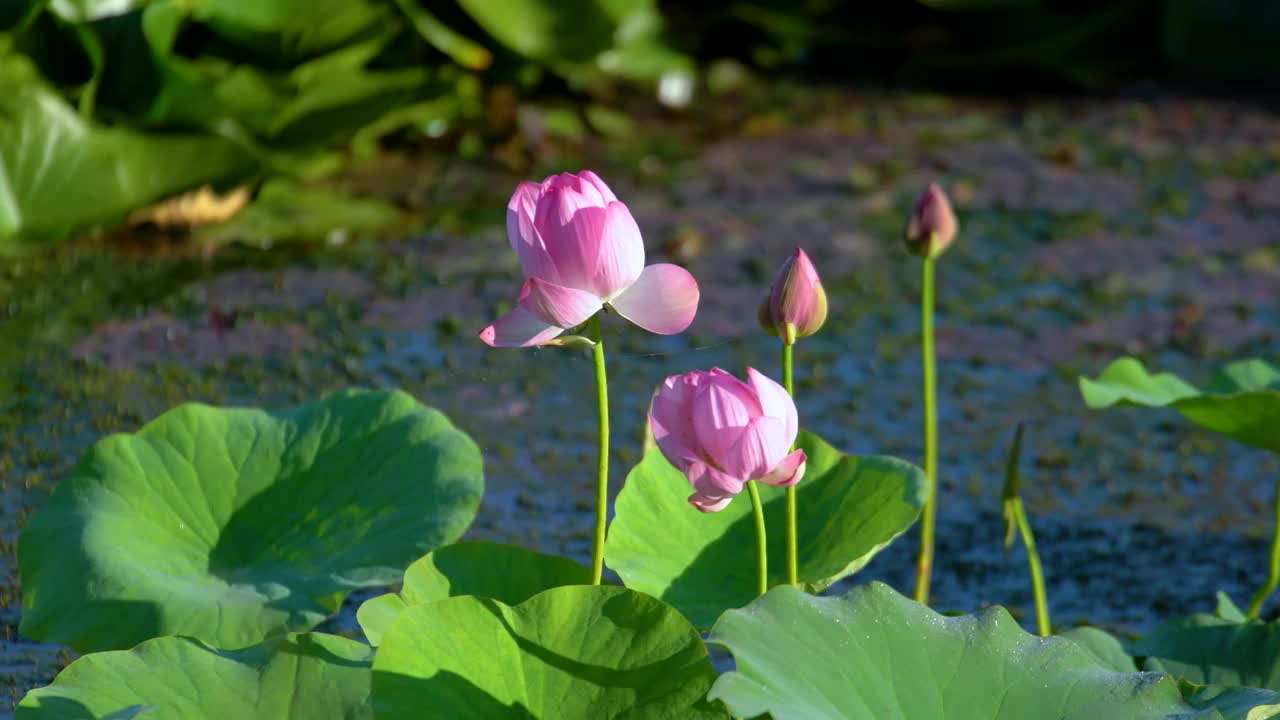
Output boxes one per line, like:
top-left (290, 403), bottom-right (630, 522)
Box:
top-left (1247, 476), bottom-right (1280, 618)
top-left (782, 343), bottom-right (798, 587)
top-left (914, 256), bottom-right (938, 605)
top-left (747, 480), bottom-right (768, 596)
top-left (588, 314), bottom-right (609, 585)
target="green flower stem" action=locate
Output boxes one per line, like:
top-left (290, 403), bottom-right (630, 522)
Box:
top-left (746, 480), bottom-right (768, 596)
top-left (1002, 425), bottom-right (1050, 635)
top-left (588, 314), bottom-right (609, 586)
top-left (1247, 476), bottom-right (1280, 618)
top-left (782, 342), bottom-right (798, 587)
top-left (914, 255), bottom-right (938, 605)
top-left (1009, 499), bottom-right (1051, 635)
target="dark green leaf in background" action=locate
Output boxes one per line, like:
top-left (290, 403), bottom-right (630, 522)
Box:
top-left (0, 41), bottom-right (255, 252)
top-left (1133, 613), bottom-right (1280, 690)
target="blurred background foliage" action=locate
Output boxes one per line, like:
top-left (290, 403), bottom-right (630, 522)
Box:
top-left (0, 0), bottom-right (1277, 252)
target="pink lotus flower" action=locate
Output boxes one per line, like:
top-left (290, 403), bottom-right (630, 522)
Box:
top-left (649, 368), bottom-right (807, 512)
top-left (479, 171), bottom-right (700, 347)
top-left (759, 247), bottom-right (827, 345)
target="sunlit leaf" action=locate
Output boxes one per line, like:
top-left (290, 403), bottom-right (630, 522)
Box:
top-left (709, 583), bottom-right (1209, 720)
top-left (18, 633), bottom-right (372, 719)
top-left (605, 431), bottom-right (926, 628)
top-left (372, 585), bottom-right (728, 718)
top-left (357, 542), bottom-right (590, 646)
top-left (1079, 357), bottom-right (1280, 453)
top-left (20, 388), bottom-right (483, 653)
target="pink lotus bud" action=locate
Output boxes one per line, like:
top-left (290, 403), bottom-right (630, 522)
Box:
top-left (905, 182), bottom-right (958, 259)
top-left (479, 170), bottom-right (700, 347)
top-left (649, 368), bottom-right (807, 513)
top-left (759, 247), bottom-right (827, 345)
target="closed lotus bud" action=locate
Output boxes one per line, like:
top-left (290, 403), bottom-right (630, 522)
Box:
top-left (905, 182), bottom-right (958, 259)
top-left (759, 247), bottom-right (827, 345)
top-left (649, 368), bottom-right (807, 512)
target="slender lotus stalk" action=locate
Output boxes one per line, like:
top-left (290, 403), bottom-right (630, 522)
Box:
top-left (1002, 424), bottom-right (1051, 636)
top-left (587, 315), bottom-right (610, 584)
top-left (759, 248), bottom-right (827, 587)
top-left (649, 368), bottom-right (808, 595)
top-left (478, 170), bottom-right (700, 585)
top-left (1247, 483), bottom-right (1280, 618)
top-left (906, 182), bottom-right (957, 605)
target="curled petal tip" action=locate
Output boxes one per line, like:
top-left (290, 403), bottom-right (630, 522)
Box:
top-left (760, 449), bottom-right (807, 488)
top-left (478, 305), bottom-right (564, 348)
top-left (688, 493), bottom-right (733, 513)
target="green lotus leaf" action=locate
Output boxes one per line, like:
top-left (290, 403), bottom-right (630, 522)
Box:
top-left (357, 541), bottom-right (591, 645)
top-left (604, 431), bottom-right (926, 628)
top-left (1079, 357), bottom-right (1280, 453)
top-left (371, 585), bottom-right (728, 719)
top-left (1060, 626), bottom-right (1138, 672)
top-left (0, 40), bottom-right (255, 252)
top-left (20, 388), bottom-right (483, 653)
top-left (454, 0), bottom-right (628, 63)
top-left (708, 583), bottom-right (1210, 720)
top-left (1183, 683), bottom-right (1280, 720)
top-left (17, 632), bottom-right (371, 719)
top-left (1132, 613), bottom-right (1280, 689)
top-left (1219, 592), bottom-right (1250, 622)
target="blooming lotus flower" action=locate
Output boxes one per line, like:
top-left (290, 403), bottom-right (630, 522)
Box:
top-left (905, 182), bottom-right (958, 259)
top-left (479, 171), bottom-right (700, 347)
top-left (758, 247), bottom-right (827, 345)
top-left (650, 368), bottom-right (807, 512)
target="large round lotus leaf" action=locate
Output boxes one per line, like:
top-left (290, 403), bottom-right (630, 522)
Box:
top-left (17, 632), bottom-right (371, 719)
top-left (1132, 613), bottom-right (1280, 689)
top-left (1079, 357), bottom-right (1280, 453)
top-left (19, 388), bottom-right (484, 653)
top-left (371, 585), bottom-right (728, 719)
top-left (357, 541), bottom-right (591, 645)
top-left (708, 583), bottom-right (1207, 720)
top-left (604, 431), bottom-right (926, 628)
